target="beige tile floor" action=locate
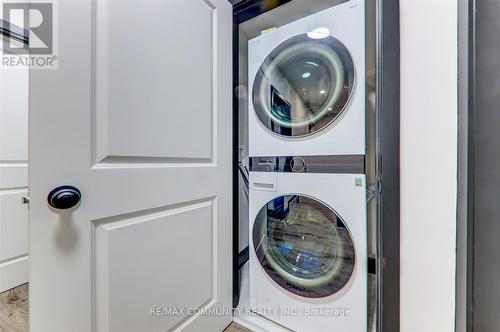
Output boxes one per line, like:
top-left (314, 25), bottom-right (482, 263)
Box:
top-left (1, 280), bottom-right (373, 332)
top-left (224, 322), bottom-right (252, 332)
top-left (0, 284), bottom-right (29, 332)
top-left (0, 284), bottom-right (249, 332)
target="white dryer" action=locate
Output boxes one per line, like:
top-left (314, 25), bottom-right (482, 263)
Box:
top-left (249, 170), bottom-right (367, 332)
top-left (248, 0), bottom-right (365, 157)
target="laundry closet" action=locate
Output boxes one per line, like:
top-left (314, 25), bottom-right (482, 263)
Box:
top-left (0, 0), bottom-right (402, 330)
top-left (232, 0), bottom-right (382, 331)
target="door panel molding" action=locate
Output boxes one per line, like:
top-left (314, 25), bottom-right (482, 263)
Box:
top-left (92, 198), bottom-right (216, 331)
top-left (91, 0), bottom-right (218, 165)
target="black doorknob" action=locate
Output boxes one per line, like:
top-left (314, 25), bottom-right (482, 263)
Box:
top-left (47, 185), bottom-right (81, 210)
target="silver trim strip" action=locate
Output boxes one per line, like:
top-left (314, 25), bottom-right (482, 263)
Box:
top-left (0, 19), bottom-right (29, 45)
top-left (249, 155), bottom-right (365, 174)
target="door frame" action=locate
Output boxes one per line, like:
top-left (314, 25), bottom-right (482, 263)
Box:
top-left (230, 1), bottom-right (400, 332)
top-left (456, 0), bottom-right (471, 331)
top-left (457, 0), bottom-right (486, 330)
top-left (375, 1), bottom-right (400, 331)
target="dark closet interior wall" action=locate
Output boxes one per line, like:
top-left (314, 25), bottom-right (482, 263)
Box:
top-left (467, 0), bottom-right (500, 330)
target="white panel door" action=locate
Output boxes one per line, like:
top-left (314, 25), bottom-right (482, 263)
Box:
top-left (0, 44), bottom-right (29, 292)
top-left (29, 1), bottom-right (232, 331)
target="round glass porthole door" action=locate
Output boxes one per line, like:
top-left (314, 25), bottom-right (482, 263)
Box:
top-left (252, 33), bottom-right (355, 137)
top-left (253, 195), bottom-right (355, 298)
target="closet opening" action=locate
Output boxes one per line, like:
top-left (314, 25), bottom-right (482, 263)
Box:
top-left (231, 1), bottom-right (400, 331)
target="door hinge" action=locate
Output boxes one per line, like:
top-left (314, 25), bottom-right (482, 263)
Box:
top-left (22, 196), bottom-right (30, 205)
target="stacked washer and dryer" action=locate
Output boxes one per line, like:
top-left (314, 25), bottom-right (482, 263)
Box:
top-left (247, 1), bottom-right (367, 331)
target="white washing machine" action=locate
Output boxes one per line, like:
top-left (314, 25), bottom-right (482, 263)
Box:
top-left (249, 170), bottom-right (367, 332)
top-left (248, 0), bottom-right (365, 157)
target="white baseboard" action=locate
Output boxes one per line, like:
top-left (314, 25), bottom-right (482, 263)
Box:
top-left (0, 255), bottom-right (29, 293)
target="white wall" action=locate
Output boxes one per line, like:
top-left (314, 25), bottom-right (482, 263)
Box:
top-left (400, 1), bottom-right (457, 331)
